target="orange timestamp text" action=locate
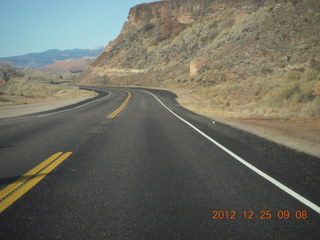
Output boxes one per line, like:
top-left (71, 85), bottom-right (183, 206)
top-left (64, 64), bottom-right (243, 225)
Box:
top-left (211, 210), bottom-right (308, 220)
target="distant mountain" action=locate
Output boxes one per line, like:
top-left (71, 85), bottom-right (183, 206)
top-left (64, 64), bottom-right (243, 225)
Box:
top-left (0, 47), bottom-right (104, 68)
top-left (39, 57), bottom-right (96, 72)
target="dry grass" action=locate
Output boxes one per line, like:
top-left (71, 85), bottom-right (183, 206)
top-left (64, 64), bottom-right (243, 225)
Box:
top-left (171, 67), bottom-right (320, 120)
top-left (0, 77), bottom-right (95, 106)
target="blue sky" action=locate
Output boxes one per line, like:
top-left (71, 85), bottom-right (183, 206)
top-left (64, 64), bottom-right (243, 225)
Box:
top-left (0, 0), bottom-right (156, 57)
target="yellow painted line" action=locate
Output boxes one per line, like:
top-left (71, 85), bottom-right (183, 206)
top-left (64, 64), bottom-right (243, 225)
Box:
top-left (107, 91), bottom-right (131, 119)
top-left (0, 152), bottom-right (72, 214)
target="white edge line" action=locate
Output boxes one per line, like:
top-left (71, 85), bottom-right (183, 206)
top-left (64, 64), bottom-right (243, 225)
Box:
top-left (39, 90), bottom-right (112, 118)
top-left (143, 90), bottom-right (320, 214)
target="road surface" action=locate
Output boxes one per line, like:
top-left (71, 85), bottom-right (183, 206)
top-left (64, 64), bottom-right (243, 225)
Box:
top-left (0, 87), bottom-right (319, 239)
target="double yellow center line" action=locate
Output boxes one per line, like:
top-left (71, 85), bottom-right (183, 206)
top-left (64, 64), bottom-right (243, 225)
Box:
top-left (0, 152), bottom-right (72, 214)
top-left (107, 91), bottom-right (131, 119)
top-left (0, 90), bottom-right (131, 214)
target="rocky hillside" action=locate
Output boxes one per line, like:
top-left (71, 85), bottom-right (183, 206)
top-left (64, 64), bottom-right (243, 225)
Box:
top-left (80, 0), bottom-right (320, 119)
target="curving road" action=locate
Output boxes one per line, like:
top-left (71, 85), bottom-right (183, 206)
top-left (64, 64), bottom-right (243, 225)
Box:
top-left (0, 87), bottom-right (319, 239)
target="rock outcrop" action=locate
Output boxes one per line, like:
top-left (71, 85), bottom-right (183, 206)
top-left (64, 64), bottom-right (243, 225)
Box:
top-left (128, 1), bottom-right (196, 25)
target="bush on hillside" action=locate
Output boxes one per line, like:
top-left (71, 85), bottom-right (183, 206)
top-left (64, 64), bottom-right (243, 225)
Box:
top-left (0, 63), bottom-right (23, 81)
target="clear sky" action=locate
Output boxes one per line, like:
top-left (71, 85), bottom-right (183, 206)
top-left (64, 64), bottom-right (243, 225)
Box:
top-left (0, 0), bottom-right (156, 58)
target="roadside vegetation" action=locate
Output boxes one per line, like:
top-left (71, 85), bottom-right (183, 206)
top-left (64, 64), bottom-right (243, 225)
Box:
top-left (0, 64), bottom-right (92, 106)
top-left (176, 68), bottom-right (320, 119)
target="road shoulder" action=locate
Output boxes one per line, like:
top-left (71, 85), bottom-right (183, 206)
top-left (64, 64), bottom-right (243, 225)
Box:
top-left (173, 94), bottom-right (320, 158)
top-left (0, 95), bottom-right (96, 119)
top-left (140, 87), bottom-right (320, 158)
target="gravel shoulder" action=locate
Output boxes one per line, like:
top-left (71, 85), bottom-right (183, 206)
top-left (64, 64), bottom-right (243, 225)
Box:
top-left (174, 90), bottom-right (320, 159)
top-left (211, 117), bottom-right (320, 159)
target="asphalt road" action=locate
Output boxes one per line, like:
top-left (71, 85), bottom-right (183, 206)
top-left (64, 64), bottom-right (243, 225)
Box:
top-left (0, 87), bottom-right (319, 239)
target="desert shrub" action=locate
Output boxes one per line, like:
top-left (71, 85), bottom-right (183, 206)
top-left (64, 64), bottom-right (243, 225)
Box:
top-left (140, 23), bottom-right (155, 33)
top-left (296, 82), bottom-right (316, 102)
top-left (252, 69), bottom-right (320, 118)
top-left (314, 82), bottom-right (320, 96)
top-left (303, 68), bottom-right (319, 81)
top-left (0, 63), bottom-right (23, 81)
top-left (267, 96), bottom-right (282, 107)
top-left (208, 30), bottom-right (219, 41)
top-left (277, 81), bottom-right (299, 99)
top-left (302, 98), bottom-right (320, 118)
top-left (286, 70), bottom-right (302, 81)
